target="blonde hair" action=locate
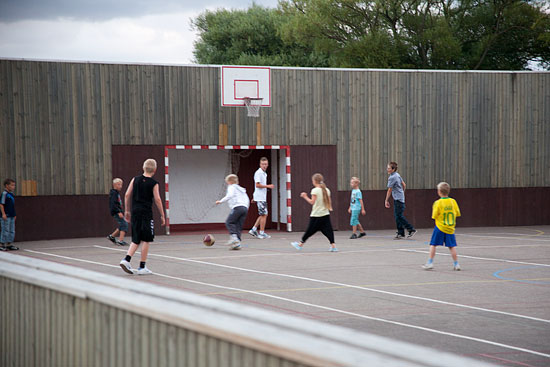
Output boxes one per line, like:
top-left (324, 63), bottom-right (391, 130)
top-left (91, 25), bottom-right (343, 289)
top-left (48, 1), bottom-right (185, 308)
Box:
top-left (351, 177), bottom-right (360, 184)
top-left (112, 178), bottom-right (123, 185)
top-left (143, 159), bottom-right (157, 174)
top-left (225, 174), bottom-right (239, 184)
top-left (312, 173), bottom-right (332, 210)
top-left (437, 182), bottom-right (451, 196)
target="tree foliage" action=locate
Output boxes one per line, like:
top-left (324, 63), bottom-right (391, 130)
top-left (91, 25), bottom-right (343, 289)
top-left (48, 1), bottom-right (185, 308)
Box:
top-left (192, 5), bottom-right (329, 66)
top-left (192, 0), bottom-right (550, 70)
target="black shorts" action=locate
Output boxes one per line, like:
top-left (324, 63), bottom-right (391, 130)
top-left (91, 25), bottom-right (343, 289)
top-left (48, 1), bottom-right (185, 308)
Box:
top-left (131, 213), bottom-right (154, 244)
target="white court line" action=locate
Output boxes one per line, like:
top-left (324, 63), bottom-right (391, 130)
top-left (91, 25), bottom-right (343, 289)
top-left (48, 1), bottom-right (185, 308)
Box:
top-left (460, 232), bottom-right (547, 237)
top-left (187, 243), bottom-right (546, 261)
top-left (94, 245), bottom-right (550, 324)
top-left (39, 245), bottom-right (97, 250)
top-left (456, 234), bottom-right (550, 242)
top-left (398, 249), bottom-right (550, 268)
top-left (186, 248), bottom-right (397, 260)
top-left (22, 249), bottom-right (550, 359)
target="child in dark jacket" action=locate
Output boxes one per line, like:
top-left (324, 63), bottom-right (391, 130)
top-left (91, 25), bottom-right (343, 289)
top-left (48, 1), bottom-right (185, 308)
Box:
top-left (108, 178), bottom-right (129, 246)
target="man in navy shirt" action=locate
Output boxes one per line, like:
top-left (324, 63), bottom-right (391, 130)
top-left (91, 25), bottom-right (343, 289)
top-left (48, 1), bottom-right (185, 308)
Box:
top-left (1, 178), bottom-right (18, 250)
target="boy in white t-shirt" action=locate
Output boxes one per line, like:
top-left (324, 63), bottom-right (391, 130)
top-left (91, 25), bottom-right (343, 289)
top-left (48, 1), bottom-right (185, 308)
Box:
top-left (249, 157), bottom-right (274, 239)
top-left (216, 174), bottom-right (250, 250)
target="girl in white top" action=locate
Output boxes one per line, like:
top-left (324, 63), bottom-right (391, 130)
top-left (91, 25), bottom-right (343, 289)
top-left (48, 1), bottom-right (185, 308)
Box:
top-left (216, 174), bottom-right (250, 250)
top-left (291, 173), bottom-right (338, 252)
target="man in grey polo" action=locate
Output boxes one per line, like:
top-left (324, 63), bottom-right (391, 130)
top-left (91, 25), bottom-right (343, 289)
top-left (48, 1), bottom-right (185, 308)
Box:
top-left (384, 162), bottom-right (416, 239)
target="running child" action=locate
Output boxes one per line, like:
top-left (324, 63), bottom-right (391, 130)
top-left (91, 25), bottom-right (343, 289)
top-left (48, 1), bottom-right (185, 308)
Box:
top-left (216, 174), bottom-right (250, 250)
top-left (348, 177), bottom-right (366, 239)
top-left (119, 159), bottom-right (165, 275)
top-left (108, 178), bottom-right (129, 246)
top-left (291, 173), bottom-right (338, 252)
top-left (422, 182), bottom-right (461, 270)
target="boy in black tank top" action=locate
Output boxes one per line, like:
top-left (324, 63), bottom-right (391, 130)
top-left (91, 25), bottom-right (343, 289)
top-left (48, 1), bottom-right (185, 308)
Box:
top-left (119, 159), bottom-right (165, 275)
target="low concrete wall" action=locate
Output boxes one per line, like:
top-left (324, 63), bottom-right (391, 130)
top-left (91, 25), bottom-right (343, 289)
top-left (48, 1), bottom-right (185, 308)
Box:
top-left (0, 253), bottom-right (496, 367)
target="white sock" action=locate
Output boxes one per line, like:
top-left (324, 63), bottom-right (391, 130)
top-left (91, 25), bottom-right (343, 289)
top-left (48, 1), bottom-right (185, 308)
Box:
top-left (252, 226), bottom-right (257, 231)
top-left (260, 231), bottom-right (265, 234)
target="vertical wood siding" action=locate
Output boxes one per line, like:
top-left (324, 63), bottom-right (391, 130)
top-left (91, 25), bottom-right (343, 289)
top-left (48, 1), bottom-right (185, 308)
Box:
top-left (1, 60), bottom-right (548, 195)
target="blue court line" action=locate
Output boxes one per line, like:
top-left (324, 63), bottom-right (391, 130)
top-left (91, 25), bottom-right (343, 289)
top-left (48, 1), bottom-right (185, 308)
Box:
top-left (493, 266), bottom-right (550, 285)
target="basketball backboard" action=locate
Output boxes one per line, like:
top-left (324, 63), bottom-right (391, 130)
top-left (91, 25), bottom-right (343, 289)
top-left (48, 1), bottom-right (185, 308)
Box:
top-left (221, 66), bottom-right (271, 107)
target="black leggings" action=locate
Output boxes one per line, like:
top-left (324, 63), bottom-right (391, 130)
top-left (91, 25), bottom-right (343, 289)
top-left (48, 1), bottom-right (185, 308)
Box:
top-left (301, 215), bottom-right (335, 244)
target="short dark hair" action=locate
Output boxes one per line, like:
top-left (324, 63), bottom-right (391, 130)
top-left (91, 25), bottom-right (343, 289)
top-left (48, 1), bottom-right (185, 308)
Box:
top-left (388, 162), bottom-right (398, 171)
top-left (3, 178), bottom-right (15, 186)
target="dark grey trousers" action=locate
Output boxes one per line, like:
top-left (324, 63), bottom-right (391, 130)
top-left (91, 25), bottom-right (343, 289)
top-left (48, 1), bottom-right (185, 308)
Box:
top-left (226, 206), bottom-right (248, 240)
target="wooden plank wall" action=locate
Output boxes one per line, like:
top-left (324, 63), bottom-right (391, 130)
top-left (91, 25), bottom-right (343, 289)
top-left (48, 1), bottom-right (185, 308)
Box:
top-left (1, 60), bottom-right (548, 195)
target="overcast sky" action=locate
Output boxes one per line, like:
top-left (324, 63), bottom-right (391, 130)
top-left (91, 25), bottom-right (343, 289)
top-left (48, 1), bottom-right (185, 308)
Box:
top-left (0, 0), bottom-right (279, 65)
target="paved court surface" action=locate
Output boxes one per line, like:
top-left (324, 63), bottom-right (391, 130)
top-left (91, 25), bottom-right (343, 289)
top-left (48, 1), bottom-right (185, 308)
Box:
top-left (13, 226), bottom-right (550, 366)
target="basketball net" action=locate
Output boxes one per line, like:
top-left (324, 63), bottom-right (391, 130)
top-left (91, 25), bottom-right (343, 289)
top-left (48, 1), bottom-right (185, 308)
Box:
top-left (243, 97), bottom-right (263, 117)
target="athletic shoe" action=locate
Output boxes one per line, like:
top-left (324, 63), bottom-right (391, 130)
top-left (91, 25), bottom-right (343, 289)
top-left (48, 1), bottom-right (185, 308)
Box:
top-left (407, 229), bottom-right (417, 238)
top-left (136, 267), bottom-right (153, 275)
top-left (329, 247), bottom-right (339, 252)
top-left (422, 263), bottom-right (434, 270)
top-left (290, 242), bottom-right (302, 250)
top-left (258, 233), bottom-right (271, 239)
top-left (454, 264), bottom-right (461, 271)
top-left (6, 245), bottom-right (19, 251)
top-left (230, 243), bottom-right (242, 250)
top-left (116, 240), bottom-right (128, 246)
top-left (349, 233), bottom-right (358, 239)
top-left (0, 245), bottom-right (8, 251)
top-left (248, 229), bottom-right (259, 237)
top-left (119, 259), bottom-right (135, 274)
top-left (394, 233), bottom-right (405, 240)
top-left (108, 235), bottom-right (116, 243)
top-left (227, 237), bottom-right (239, 246)
top-left (358, 232), bottom-right (366, 238)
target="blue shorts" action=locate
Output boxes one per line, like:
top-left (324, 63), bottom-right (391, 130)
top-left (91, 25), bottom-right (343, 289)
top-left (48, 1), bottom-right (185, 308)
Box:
top-left (350, 210), bottom-right (360, 226)
top-left (113, 214), bottom-right (129, 232)
top-left (430, 226), bottom-right (457, 247)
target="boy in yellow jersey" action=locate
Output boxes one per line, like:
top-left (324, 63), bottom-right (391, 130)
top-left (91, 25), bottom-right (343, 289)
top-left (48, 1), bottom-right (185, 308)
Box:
top-left (422, 182), bottom-right (461, 271)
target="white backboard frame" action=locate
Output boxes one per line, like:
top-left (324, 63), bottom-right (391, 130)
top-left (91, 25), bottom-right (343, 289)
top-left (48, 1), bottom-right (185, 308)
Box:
top-left (221, 66), bottom-right (271, 107)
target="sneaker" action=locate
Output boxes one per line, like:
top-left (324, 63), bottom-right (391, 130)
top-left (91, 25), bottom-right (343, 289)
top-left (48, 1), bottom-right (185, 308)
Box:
top-left (258, 233), bottom-right (271, 239)
top-left (329, 247), bottom-right (339, 252)
top-left (116, 240), bottom-right (128, 246)
top-left (136, 267), bottom-right (153, 275)
top-left (422, 263), bottom-right (434, 270)
top-left (249, 229), bottom-right (259, 237)
top-left (230, 243), bottom-right (242, 250)
top-left (290, 241), bottom-right (302, 250)
top-left (0, 245), bottom-right (8, 251)
top-left (407, 229), bottom-right (417, 238)
top-left (6, 245), bottom-right (19, 251)
top-left (394, 233), bottom-right (405, 240)
top-left (108, 235), bottom-right (116, 243)
top-left (349, 233), bottom-right (358, 239)
top-left (358, 232), bottom-right (366, 238)
top-left (227, 237), bottom-right (239, 246)
top-left (454, 264), bottom-right (461, 271)
top-left (119, 259), bottom-right (135, 274)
